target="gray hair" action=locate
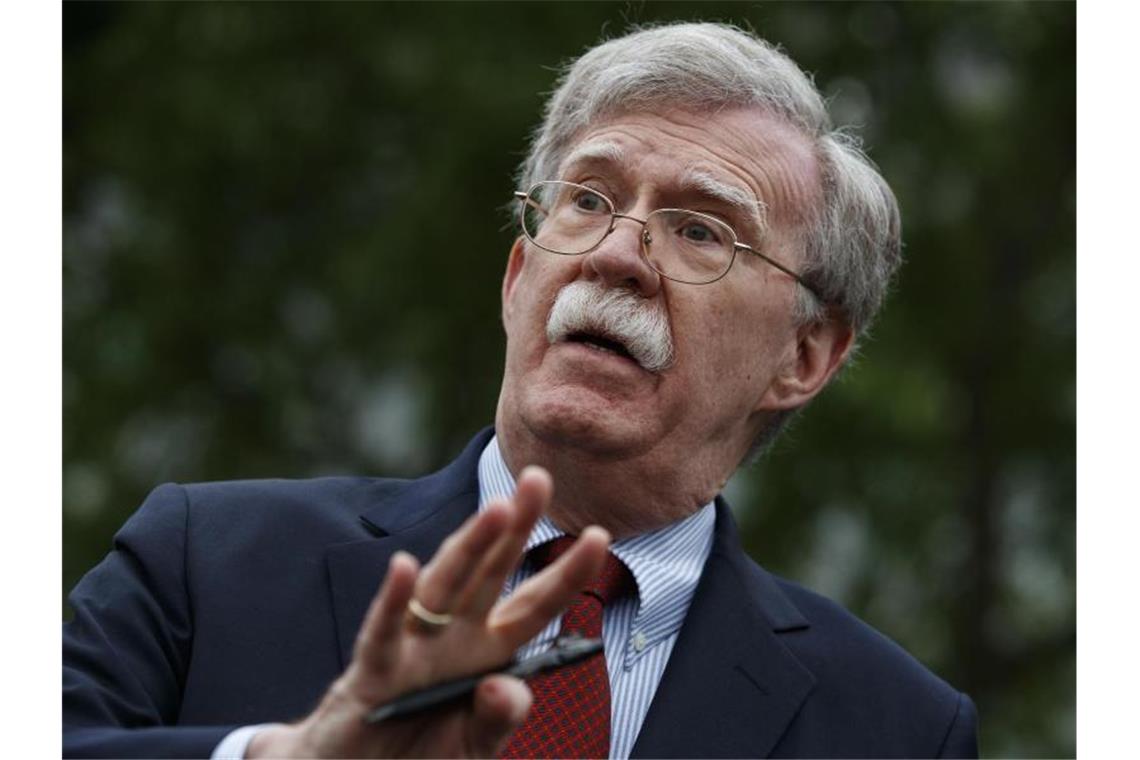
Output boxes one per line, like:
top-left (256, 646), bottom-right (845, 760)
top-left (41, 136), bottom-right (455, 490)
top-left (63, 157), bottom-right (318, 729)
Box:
top-left (516, 22), bottom-right (902, 458)
top-left (518, 21), bottom-right (901, 335)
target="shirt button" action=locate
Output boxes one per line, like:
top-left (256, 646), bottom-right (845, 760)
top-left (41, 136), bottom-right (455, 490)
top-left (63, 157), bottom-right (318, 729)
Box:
top-left (632, 631), bottom-right (647, 652)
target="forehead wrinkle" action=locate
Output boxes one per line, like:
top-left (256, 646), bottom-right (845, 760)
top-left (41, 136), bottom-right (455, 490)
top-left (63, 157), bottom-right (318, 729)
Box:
top-left (678, 167), bottom-right (769, 231)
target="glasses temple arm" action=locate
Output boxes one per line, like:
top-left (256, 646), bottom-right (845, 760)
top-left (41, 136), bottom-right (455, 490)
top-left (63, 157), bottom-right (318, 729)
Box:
top-left (735, 243), bottom-right (825, 302)
top-left (514, 191), bottom-right (549, 216)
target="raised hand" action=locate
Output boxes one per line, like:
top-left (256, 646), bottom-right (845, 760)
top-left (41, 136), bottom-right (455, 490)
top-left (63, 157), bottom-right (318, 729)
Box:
top-left (248, 466), bottom-right (610, 758)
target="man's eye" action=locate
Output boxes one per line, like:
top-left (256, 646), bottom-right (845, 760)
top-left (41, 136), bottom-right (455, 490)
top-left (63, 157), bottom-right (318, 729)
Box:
top-left (680, 222), bottom-right (720, 244)
top-left (572, 191), bottom-right (607, 212)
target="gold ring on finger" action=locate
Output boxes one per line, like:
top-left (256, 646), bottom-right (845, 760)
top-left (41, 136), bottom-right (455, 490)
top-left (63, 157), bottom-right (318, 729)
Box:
top-left (405, 598), bottom-right (453, 634)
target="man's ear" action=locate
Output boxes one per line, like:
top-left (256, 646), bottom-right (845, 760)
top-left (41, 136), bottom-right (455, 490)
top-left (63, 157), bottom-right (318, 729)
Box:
top-left (757, 317), bottom-right (855, 413)
top-left (501, 236), bottom-right (527, 325)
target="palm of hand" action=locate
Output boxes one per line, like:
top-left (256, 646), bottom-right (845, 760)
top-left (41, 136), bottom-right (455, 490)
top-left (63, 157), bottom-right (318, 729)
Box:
top-left (277, 467), bottom-right (609, 759)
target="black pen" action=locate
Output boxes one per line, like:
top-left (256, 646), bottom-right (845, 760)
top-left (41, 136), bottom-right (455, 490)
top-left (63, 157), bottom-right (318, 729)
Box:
top-left (363, 634), bottom-right (603, 724)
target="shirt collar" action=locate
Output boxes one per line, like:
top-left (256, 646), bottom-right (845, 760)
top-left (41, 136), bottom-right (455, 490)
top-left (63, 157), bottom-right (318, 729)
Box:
top-left (477, 433), bottom-right (715, 650)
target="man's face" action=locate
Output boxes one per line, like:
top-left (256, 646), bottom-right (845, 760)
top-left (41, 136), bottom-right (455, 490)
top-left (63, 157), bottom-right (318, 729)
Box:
top-left (496, 107), bottom-right (823, 497)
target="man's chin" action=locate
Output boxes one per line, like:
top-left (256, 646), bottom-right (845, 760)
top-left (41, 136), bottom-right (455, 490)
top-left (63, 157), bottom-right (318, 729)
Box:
top-left (518, 385), bottom-right (657, 458)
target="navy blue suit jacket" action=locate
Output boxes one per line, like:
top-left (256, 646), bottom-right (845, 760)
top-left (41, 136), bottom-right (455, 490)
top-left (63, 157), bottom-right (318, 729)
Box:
top-left (64, 428), bottom-right (978, 758)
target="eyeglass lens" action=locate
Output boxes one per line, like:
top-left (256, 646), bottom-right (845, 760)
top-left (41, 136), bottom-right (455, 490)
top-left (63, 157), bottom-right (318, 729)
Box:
top-left (521, 181), bottom-right (736, 285)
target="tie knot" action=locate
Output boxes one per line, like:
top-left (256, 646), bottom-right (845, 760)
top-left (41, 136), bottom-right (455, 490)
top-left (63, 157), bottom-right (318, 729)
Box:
top-left (531, 537), bottom-right (635, 605)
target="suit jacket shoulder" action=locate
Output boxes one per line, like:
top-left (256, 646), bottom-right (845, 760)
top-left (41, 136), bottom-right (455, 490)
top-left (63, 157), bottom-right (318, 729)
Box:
top-left (631, 500), bottom-right (977, 758)
top-left (766, 570), bottom-right (978, 757)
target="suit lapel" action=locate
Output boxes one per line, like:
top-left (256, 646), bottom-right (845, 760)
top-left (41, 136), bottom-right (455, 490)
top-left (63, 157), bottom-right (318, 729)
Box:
top-left (631, 501), bottom-right (817, 758)
top-left (325, 429), bottom-right (492, 669)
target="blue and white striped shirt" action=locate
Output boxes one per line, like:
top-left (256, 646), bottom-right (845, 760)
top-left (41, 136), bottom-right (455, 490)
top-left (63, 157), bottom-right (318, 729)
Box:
top-left (478, 435), bottom-right (715, 760)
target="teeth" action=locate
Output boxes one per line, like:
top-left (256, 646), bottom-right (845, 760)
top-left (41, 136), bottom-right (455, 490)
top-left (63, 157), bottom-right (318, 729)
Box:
top-left (576, 337), bottom-right (634, 362)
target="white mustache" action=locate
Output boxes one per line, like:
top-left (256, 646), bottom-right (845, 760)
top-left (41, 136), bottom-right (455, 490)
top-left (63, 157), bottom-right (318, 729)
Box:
top-left (546, 281), bottom-right (675, 372)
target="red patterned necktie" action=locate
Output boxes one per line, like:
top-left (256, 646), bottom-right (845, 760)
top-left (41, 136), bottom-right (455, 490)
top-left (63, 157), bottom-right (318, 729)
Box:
top-left (500, 537), bottom-right (635, 759)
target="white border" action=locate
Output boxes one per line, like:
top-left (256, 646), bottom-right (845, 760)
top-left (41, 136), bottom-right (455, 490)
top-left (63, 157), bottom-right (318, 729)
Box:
top-left (1077, 3), bottom-right (1139, 756)
top-left (2, 1), bottom-right (62, 754)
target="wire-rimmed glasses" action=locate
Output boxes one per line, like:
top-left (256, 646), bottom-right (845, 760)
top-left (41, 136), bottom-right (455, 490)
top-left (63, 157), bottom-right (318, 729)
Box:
top-left (514, 180), bottom-right (820, 297)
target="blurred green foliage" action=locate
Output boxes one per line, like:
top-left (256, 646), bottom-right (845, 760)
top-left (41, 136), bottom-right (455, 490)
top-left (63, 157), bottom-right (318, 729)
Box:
top-left (63, 2), bottom-right (1074, 757)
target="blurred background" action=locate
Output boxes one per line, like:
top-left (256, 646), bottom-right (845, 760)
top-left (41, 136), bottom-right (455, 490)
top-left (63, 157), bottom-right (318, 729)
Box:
top-left (63, 2), bottom-right (1074, 756)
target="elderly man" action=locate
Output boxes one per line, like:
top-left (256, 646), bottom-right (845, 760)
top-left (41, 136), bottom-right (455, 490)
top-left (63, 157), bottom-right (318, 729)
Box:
top-left (64, 22), bottom-right (978, 759)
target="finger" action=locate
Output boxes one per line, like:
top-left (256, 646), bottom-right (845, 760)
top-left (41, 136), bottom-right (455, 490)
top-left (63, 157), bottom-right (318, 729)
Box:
top-left (459, 466), bottom-right (552, 616)
top-left (352, 551), bottom-right (419, 673)
top-left (487, 526), bottom-right (611, 643)
top-left (465, 675), bottom-right (532, 758)
top-left (413, 501), bottom-right (511, 619)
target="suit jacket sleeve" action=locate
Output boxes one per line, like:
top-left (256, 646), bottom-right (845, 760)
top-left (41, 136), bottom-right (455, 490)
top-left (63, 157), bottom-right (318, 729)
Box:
top-left (63, 483), bottom-right (237, 758)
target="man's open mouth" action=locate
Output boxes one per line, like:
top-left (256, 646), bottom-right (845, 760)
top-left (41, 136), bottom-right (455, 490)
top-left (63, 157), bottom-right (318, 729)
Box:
top-left (563, 330), bottom-right (637, 363)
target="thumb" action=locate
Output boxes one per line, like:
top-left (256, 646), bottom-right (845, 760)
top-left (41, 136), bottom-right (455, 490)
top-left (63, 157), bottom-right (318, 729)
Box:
top-left (466, 675), bottom-right (532, 757)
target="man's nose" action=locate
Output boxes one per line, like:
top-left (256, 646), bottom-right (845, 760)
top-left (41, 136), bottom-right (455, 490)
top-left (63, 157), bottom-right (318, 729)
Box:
top-left (581, 215), bottom-right (662, 297)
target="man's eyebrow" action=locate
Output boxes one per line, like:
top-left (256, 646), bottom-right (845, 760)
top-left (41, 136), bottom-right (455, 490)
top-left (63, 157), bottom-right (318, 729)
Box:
top-left (679, 168), bottom-right (768, 231)
top-left (558, 141), bottom-right (625, 174)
